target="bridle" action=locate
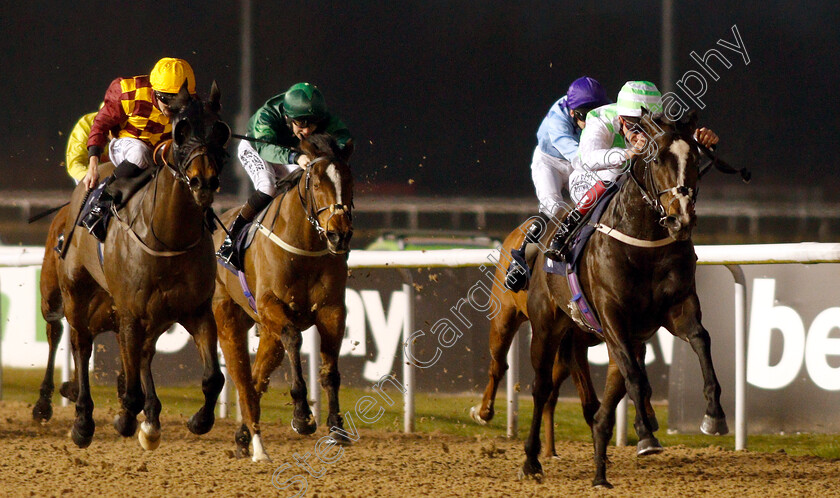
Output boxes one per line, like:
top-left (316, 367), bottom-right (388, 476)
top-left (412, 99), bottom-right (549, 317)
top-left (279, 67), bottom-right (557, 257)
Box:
top-left (627, 133), bottom-right (698, 227)
top-left (297, 156), bottom-right (352, 239)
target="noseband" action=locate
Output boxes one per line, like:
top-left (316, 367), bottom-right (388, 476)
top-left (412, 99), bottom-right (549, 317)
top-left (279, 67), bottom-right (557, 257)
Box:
top-left (297, 156), bottom-right (352, 239)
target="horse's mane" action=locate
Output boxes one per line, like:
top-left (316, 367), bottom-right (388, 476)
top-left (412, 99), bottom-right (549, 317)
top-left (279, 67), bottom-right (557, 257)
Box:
top-left (275, 168), bottom-right (305, 195)
top-left (305, 133), bottom-right (343, 159)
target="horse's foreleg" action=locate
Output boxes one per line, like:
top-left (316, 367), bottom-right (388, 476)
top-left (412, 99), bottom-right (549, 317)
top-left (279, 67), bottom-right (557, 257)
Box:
top-left (666, 295), bottom-right (728, 435)
top-left (316, 306), bottom-right (348, 444)
top-left (570, 334), bottom-right (600, 430)
top-left (69, 325), bottom-right (95, 448)
top-left (214, 297), bottom-right (267, 461)
top-left (138, 336), bottom-right (163, 450)
top-left (603, 335), bottom-right (661, 458)
top-left (114, 317), bottom-right (144, 438)
top-left (591, 361), bottom-right (627, 489)
top-left (279, 324), bottom-right (316, 436)
top-left (182, 304), bottom-right (224, 437)
top-left (633, 343), bottom-right (659, 433)
top-left (472, 303), bottom-right (524, 426)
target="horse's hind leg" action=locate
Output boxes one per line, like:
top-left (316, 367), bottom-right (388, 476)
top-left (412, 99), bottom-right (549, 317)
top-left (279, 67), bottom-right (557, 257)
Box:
top-left (471, 298), bottom-right (525, 425)
top-left (542, 348), bottom-right (569, 459)
top-left (519, 318), bottom-right (562, 481)
top-left (316, 305), bottom-right (349, 444)
top-left (33, 315), bottom-right (64, 422)
top-left (181, 303), bottom-right (225, 436)
top-left (666, 294), bottom-right (727, 435)
top-left (214, 296), bottom-right (267, 461)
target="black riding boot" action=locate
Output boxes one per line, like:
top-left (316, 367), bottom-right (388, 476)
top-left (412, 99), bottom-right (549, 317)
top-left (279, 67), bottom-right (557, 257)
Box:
top-left (543, 208), bottom-right (584, 262)
top-left (216, 214), bottom-right (250, 270)
top-left (80, 160), bottom-right (143, 242)
top-left (216, 191), bottom-right (274, 271)
top-left (504, 213), bottom-right (549, 292)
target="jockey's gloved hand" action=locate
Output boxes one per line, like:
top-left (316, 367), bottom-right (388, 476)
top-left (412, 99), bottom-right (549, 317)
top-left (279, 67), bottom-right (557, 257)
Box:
top-left (694, 127), bottom-right (719, 148)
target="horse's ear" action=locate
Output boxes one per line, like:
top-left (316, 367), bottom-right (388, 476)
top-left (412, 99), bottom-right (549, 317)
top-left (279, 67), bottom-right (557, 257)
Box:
top-left (300, 138), bottom-right (317, 158)
top-left (174, 118), bottom-right (192, 146)
top-left (678, 109), bottom-right (699, 136)
top-left (209, 81), bottom-right (221, 114)
top-left (339, 139), bottom-right (354, 162)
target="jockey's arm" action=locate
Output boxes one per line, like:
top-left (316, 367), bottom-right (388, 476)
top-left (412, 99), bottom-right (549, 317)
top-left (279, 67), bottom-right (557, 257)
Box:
top-left (547, 113), bottom-right (580, 162)
top-left (577, 117), bottom-right (630, 172)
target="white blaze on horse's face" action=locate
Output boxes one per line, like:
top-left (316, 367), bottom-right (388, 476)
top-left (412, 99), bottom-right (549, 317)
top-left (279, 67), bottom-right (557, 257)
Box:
top-left (666, 138), bottom-right (696, 238)
top-left (326, 163), bottom-right (343, 205)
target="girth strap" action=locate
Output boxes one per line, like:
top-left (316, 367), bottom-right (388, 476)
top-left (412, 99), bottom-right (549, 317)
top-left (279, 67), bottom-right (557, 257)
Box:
top-left (256, 223), bottom-right (332, 257)
top-left (593, 223), bottom-right (676, 248)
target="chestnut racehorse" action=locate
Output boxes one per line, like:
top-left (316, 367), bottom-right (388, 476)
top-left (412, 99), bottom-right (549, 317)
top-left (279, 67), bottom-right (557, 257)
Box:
top-left (57, 82), bottom-right (230, 449)
top-left (521, 110), bottom-right (728, 488)
top-left (212, 134), bottom-right (354, 461)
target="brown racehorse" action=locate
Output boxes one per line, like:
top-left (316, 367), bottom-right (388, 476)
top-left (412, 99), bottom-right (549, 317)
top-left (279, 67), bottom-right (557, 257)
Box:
top-left (32, 200), bottom-right (119, 423)
top-left (212, 134), bottom-right (353, 461)
top-left (58, 82), bottom-right (230, 449)
top-left (521, 110), bottom-right (728, 488)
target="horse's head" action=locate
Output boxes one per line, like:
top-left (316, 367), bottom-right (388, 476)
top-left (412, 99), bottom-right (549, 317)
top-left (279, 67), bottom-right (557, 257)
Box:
top-left (634, 108), bottom-right (700, 241)
top-left (299, 134), bottom-right (354, 254)
top-left (167, 81), bottom-right (230, 208)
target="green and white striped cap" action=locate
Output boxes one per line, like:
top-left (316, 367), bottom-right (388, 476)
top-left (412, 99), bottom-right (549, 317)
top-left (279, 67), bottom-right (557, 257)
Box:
top-left (615, 81), bottom-right (662, 117)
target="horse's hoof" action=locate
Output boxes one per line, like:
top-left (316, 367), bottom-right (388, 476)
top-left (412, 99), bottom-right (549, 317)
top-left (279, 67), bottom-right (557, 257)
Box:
top-left (329, 429), bottom-right (354, 446)
top-left (114, 414), bottom-right (138, 437)
top-left (250, 433), bottom-right (272, 462)
top-left (469, 405), bottom-right (489, 426)
top-left (700, 414), bottom-right (729, 436)
top-left (138, 421), bottom-right (161, 451)
top-left (518, 461), bottom-right (544, 481)
top-left (593, 478), bottom-right (614, 489)
top-left (636, 437), bottom-right (664, 456)
top-left (59, 382), bottom-right (79, 402)
top-left (187, 410), bottom-right (215, 435)
top-left (71, 419), bottom-right (95, 448)
top-left (32, 399), bottom-right (53, 423)
top-left (291, 416), bottom-right (317, 436)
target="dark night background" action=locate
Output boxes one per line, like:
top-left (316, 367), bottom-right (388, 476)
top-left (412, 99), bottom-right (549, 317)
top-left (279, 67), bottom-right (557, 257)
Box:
top-left (1, 1), bottom-right (838, 197)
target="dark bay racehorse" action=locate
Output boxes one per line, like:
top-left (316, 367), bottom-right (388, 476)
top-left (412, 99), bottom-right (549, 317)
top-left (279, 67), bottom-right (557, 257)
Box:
top-left (58, 82), bottom-right (230, 449)
top-left (470, 221), bottom-right (657, 458)
top-left (521, 110), bottom-right (728, 488)
top-left (212, 134), bottom-right (353, 461)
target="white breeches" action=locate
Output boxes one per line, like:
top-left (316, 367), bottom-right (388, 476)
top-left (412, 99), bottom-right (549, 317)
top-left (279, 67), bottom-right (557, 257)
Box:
top-left (109, 137), bottom-right (154, 169)
top-left (530, 147), bottom-right (573, 216)
top-left (237, 139), bottom-right (299, 196)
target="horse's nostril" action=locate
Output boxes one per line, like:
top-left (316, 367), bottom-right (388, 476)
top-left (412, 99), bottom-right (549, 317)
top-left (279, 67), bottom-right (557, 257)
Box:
top-left (208, 177), bottom-right (220, 191)
top-left (664, 216), bottom-right (682, 231)
top-left (327, 231), bottom-right (340, 244)
top-left (189, 177), bottom-right (200, 189)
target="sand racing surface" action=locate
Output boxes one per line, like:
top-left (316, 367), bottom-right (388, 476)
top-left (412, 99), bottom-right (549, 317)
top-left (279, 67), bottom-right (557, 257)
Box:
top-left (0, 401), bottom-right (837, 497)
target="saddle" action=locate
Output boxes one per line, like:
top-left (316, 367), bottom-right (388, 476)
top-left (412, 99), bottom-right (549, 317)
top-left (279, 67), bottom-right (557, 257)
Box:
top-left (76, 168), bottom-right (156, 239)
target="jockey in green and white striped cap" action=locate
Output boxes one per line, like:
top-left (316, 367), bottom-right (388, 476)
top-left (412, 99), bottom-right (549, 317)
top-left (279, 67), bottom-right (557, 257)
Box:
top-left (616, 81), bottom-right (662, 117)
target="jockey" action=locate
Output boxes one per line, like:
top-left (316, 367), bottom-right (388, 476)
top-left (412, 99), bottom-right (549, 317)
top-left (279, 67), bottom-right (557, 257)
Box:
top-left (65, 103), bottom-right (110, 184)
top-left (216, 82), bottom-right (352, 270)
top-left (504, 76), bottom-right (611, 292)
top-left (81, 57), bottom-right (196, 241)
top-left (543, 80), bottom-right (720, 261)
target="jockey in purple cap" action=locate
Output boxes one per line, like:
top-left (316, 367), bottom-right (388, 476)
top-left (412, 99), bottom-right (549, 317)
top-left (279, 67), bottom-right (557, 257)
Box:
top-left (504, 76), bottom-right (611, 292)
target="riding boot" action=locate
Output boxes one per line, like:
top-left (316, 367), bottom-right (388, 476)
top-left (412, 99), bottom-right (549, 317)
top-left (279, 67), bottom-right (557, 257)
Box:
top-left (80, 160), bottom-right (143, 242)
top-left (80, 176), bottom-right (117, 242)
top-left (216, 191), bottom-right (274, 271)
top-left (216, 214), bottom-right (250, 270)
top-left (543, 209), bottom-right (584, 262)
top-left (504, 213), bottom-right (549, 292)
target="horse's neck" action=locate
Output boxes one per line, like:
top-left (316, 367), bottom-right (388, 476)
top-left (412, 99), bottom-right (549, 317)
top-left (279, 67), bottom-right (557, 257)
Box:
top-left (604, 170), bottom-right (669, 241)
top-left (270, 180), bottom-right (326, 251)
top-left (141, 168), bottom-right (205, 246)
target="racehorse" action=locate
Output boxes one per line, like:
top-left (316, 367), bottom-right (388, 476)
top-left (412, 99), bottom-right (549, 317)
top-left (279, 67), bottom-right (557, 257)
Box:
top-left (469, 220), bottom-right (657, 458)
top-left (32, 202), bottom-right (118, 423)
top-left (57, 82), bottom-right (230, 449)
top-left (212, 134), bottom-right (354, 461)
top-left (520, 109), bottom-right (728, 488)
